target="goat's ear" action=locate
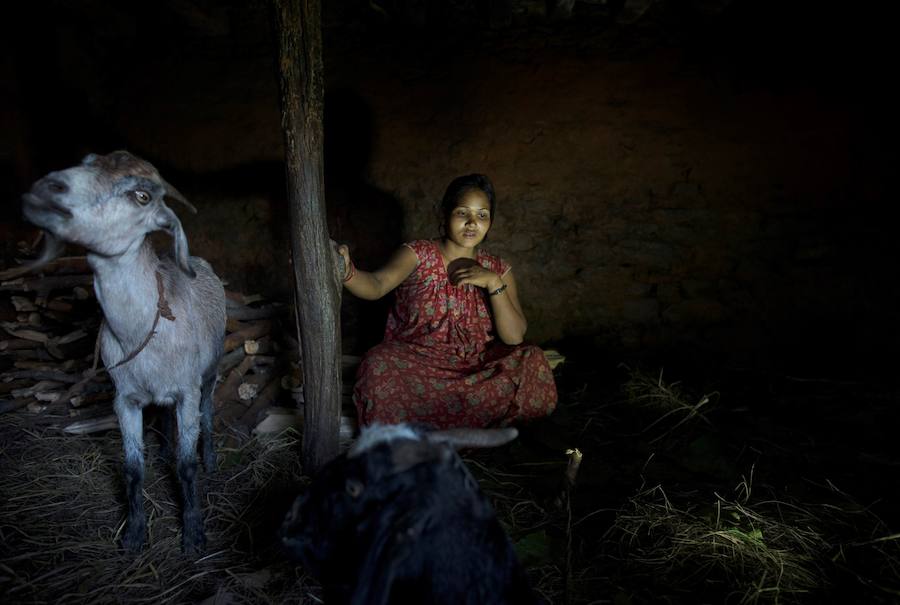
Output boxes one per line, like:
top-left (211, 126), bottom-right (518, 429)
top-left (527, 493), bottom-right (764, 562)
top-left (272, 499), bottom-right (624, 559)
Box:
top-left (155, 204), bottom-right (196, 278)
top-left (350, 520), bottom-right (421, 605)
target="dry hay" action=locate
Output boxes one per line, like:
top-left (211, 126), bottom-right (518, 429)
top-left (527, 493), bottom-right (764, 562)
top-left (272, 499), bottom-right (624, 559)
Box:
top-left (464, 450), bottom-right (607, 605)
top-left (620, 365), bottom-right (718, 442)
top-left (0, 413), bottom-right (317, 604)
top-left (463, 455), bottom-right (568, 604)
top-left (603, 473), bottom-right (900, 604)
top-left (0, 412), bottom-right (573, 605)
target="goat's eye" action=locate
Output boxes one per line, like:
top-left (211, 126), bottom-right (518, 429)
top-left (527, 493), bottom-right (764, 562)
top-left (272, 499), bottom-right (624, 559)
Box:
top-left (345, 479), bottom-right (364, 498)
top-left (132, 190), bottom-right (151, 204)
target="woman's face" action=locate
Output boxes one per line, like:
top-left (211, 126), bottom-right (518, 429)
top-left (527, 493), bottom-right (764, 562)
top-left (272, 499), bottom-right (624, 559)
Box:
top-left (445, 189), bottom-right (492, 250)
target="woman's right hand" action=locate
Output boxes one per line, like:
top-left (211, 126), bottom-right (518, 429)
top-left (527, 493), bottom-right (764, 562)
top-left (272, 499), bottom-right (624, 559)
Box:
top-left (334, 243), bottom-right (417, 301)
top-left (335, 243), bottom-right (353, 281)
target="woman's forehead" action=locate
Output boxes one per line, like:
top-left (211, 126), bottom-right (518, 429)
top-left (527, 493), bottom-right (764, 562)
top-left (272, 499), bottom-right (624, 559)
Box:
top-left (455, 189), bottom-right (490, 210)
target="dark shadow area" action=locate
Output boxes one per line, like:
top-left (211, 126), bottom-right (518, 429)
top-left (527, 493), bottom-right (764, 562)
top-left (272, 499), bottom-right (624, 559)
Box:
top-left (2, 2), bottom-right (900, 602)
top-left (467, 348), bottom-right (900, 604)
top-left (324, 88), bottom-right (405, 355)
top-left (3, 2), bottom-right (125, 197)
top-left (156, 160), bottom-right (293, 297)
top-left (3, 14), bottom-right (119, 259)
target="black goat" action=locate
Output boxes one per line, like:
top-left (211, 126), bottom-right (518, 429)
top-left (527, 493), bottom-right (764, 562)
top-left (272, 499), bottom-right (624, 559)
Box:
top-left (280, 423), bottom-right (544, 605)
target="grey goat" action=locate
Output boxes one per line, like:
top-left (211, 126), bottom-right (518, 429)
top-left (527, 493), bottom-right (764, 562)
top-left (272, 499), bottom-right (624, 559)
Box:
top-left (19, 151), bottom-right (225, 553)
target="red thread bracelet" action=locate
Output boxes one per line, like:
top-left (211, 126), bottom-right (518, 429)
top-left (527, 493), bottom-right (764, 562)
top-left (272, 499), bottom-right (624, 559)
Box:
top-left (343, 260), bottom-right (357, 283)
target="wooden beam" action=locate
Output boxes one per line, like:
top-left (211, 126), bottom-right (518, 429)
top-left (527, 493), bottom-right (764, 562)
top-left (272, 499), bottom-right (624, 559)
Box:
top-left (273, 0), bottom-right (341, 472)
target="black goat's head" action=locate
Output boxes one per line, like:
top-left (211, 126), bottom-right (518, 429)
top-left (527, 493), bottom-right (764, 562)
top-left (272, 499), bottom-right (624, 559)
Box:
top-left (280, 423), bottom-right (523, 605)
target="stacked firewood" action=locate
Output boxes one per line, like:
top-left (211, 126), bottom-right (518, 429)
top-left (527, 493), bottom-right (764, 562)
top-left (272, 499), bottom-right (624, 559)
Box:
top-left (0, 256), bottom-right (104, 423)
top-left (216, 291), bottom-right (300, 435)
top-left (0, 255), bottom-right (307, 439)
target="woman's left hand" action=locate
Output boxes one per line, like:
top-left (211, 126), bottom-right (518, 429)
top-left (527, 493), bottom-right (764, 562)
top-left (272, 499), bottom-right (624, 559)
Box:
top-left (450, 262), bottom-right (502, 291)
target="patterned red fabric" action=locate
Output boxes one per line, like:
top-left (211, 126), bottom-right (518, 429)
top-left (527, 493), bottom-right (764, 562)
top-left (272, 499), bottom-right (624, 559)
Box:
top-left (354, 239), bottom-right (558, 429)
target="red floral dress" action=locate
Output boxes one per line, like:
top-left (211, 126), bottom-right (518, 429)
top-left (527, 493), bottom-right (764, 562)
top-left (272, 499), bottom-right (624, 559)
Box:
top-left (354, 239), bottom-right (558, 429)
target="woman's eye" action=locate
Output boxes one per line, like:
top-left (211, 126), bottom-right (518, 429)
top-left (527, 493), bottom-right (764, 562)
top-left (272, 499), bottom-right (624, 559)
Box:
top-left (478, 212), bottom-right (490, 220)
top-left (133, 191), bottom-right (151, 204)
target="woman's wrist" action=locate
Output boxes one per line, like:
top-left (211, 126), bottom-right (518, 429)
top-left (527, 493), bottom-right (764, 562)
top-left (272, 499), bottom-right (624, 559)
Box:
top-left (485, 275), bottom-right (503, 292)
top-left (488, 283), bottom-right (508, 297)
top-left (487, 274), bottom-right (506, 297)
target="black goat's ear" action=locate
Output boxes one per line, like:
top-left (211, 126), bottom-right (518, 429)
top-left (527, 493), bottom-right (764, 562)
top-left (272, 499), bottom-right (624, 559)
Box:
top-left (350, 519), bottom-right (422, 605)
top-left (155, 204), bottom-right (195, 278)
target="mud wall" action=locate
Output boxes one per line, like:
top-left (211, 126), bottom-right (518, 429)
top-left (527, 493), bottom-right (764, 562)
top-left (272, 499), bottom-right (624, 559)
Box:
top-left (2, 3), bottom-right (896, 367)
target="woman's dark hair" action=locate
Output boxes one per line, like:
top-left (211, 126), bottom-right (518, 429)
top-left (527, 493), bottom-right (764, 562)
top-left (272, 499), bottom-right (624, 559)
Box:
top-left (438, 174), bottom-right (496, 235)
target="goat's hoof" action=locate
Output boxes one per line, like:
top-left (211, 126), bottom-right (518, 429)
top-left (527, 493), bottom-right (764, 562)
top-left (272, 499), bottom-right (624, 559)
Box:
top-left (181, 527), bottom-right (207, 555)
top-left (121, 526), bottom-right (147, 554)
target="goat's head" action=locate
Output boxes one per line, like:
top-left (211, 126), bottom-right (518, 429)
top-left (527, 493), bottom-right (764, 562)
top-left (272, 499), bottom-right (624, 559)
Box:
top-left (20, 151), bottom-right (197, 276)
top-left (280, 424), bottom-right (518, 578)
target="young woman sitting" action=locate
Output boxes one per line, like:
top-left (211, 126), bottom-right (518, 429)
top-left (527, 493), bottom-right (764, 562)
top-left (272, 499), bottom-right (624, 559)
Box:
top-left (337, 174), bottom-right (557, 430)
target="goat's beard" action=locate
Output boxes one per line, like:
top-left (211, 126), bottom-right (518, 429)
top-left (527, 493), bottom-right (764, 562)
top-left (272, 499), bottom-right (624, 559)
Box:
top-left (0, 231), bottom-right (65, 280)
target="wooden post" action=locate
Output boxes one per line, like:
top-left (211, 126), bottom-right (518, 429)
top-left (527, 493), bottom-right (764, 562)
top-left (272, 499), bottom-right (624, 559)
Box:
top-left (273, 0), bottom-right (340, 471)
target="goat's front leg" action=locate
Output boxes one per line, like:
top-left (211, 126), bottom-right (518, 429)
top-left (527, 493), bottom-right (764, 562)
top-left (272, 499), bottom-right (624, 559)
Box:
top-left (176, 389), bottom-right (205, 554)
top-left (115, 396), bottom-right (146, 553)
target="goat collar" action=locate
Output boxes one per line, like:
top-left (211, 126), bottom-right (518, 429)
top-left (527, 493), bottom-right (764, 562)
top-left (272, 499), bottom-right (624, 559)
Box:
top-left (95, 270), bottom-right (176, 372)
top-left (153, 270), bottom-right (176, 323)
top-left (63, 271), bottom-right (175, 402)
